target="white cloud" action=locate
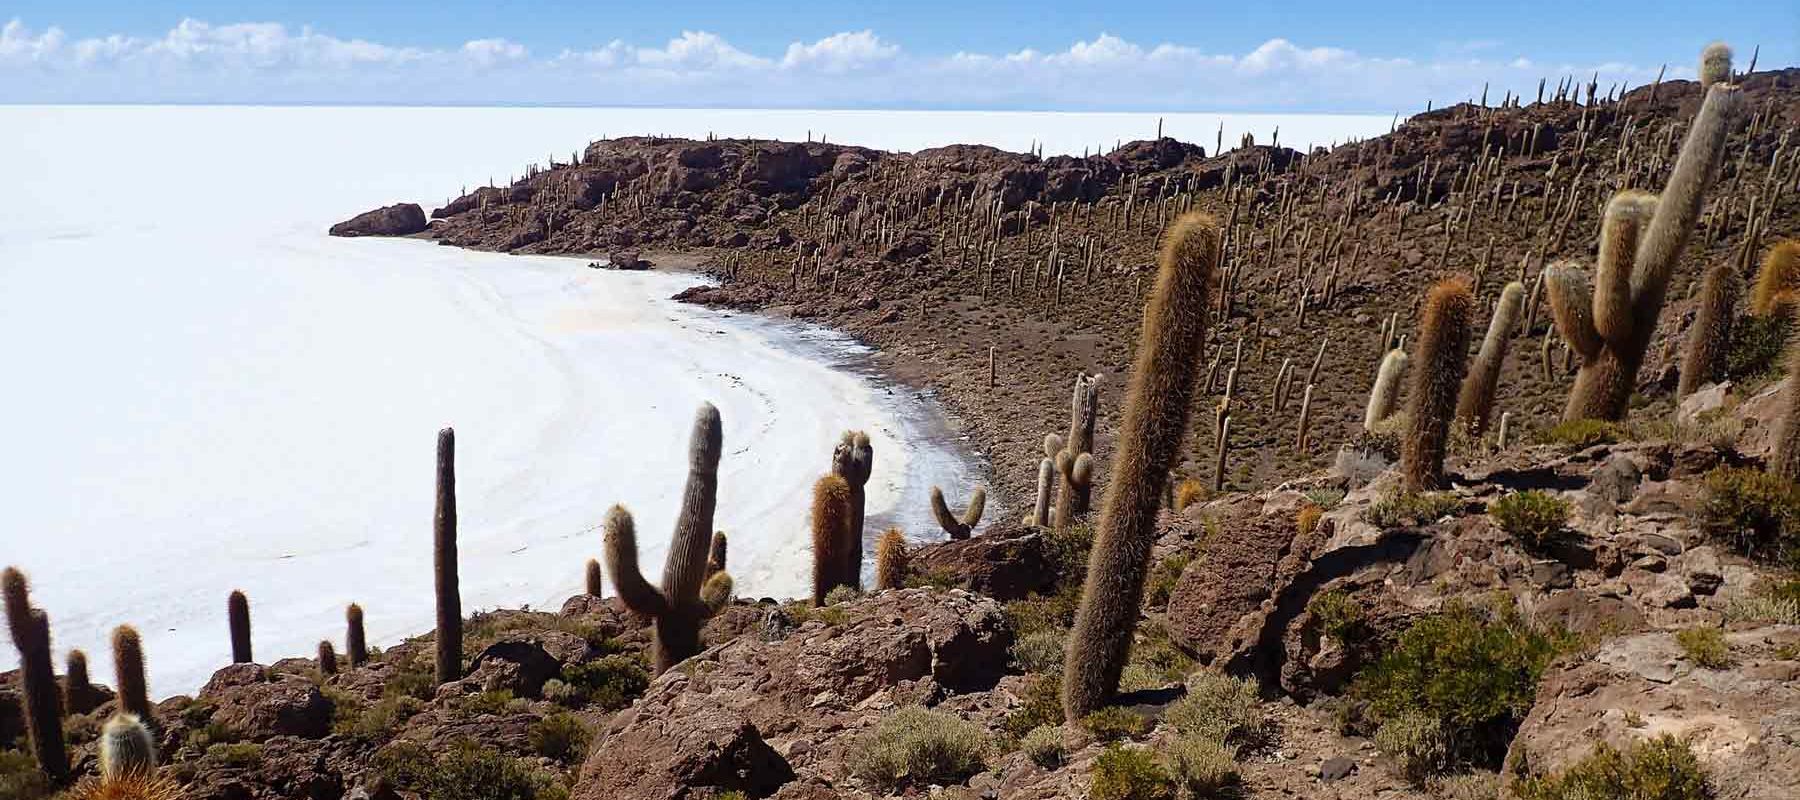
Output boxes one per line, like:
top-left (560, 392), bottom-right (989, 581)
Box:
top-left (0, 17), bottom-right (1688, 111)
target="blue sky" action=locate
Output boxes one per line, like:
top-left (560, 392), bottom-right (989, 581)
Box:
top-left (2, 1), bottom-right (1793, 110)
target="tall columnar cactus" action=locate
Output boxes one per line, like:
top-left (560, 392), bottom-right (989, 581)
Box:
top-left (1455, 281), bottom-right (1526, 435)
top-left (603, 403), bottom-right (727, 672)
top-left (928, 486), bottom-right (987, 539)
top-left (433, 427), bottom-right (462, 685)
top-left (64, 649), bottom-right (94, 711)
top-left (1403, 278), bottom-right (1476, 492)
top-left (1771, 340), bottom-right (1800, 481)
top-left (1364, 349), bottom-right (1408, 431)
top-left (1547, 78), bottom-right (1743, 421)
top-left (584, 559), bottom-right (604, 596)
top-left (318, 641), bottom-right (338, 676)
top-left (830, 432), bottom-right (873, 590)
top-left (3, 567), bottom-right (69, 784)
top-left (874, 529), bottom-right (908, 590)
top-left (227, 590), bottom-right (252, 664)
top-left (1061, 373), bottom-right (1102, 514)
top-left (1700, 42), bottom-right (1733, 87)
top-left (99, 714), bottom-right (157, 779)
top-left (706, 531), bottom-right (728, 579)
top-left (111, 625), bottom-right (151, 721)
top-left (1751, 240), bottom-right (1800, 316)
top-left (1063, 212), bottom-right (1217, 721)
top-left (1678, 262), bottom-right (1739, 397)
top-left (810, 474), bottom-right (853, 604)
top-left (345, 604), bottom-right (368, 668)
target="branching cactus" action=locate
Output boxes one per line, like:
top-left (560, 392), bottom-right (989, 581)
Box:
top-left (1678, 262), bottom-right (1739, 397)
top-left (830, 432), bottom-right (873, 590)
top-left (1403, 278), bottom-right (1476, 492)
top-left (874, 529), bottom-right (909, 590)
top-left (434, 427), bottom-right (461, 685)
top-left (1364, 349), bottom-right (1408, 431)
top-left (1050, 428), bottom-right (1095, 533)
top-left (1455, 281), bottom-right (1525, 435)
top-left (99, 714), bottom-right (157, 780)
top-left (810, 474), bottom-right (853, 603)
top-left (1061, 373), bottom-right (1102, 514)
top-left (3, 567), bottom-right (68, 785)
top-left (345, 604), bottom-right (368, 668)
top-left (111, 625), bottom-right (151, 721)
top-left (227, 590), bottom-right (252, 664)
top-left (1064, 212), bottom-right (1217, 721)
top-left (929, 486), bottom-right (987, 539)
top-left (604, 403), bottom-right (728, 672)
top-left (1547, 77), bottom-right (1743, 421)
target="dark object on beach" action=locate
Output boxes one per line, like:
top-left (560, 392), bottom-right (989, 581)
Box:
top-left (329, 203), bottom-right (428, 237)
top-left (609, 250), bottom-right (651, 270)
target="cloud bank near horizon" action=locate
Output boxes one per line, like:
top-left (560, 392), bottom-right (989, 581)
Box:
top-left (1, 18), bottom-right (1697, 111)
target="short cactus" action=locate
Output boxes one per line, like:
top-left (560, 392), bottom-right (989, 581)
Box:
top-left (1751, 240), bottom-right (1800, 316)
top-left (584, 559), bottom-right (604, 596)
top-left (1403, 277), bottom-right (1475, 492)
top-left (433, 427), bottom-right (462, 685)
top-left (345, 604), bottom-right (368, 668)
top-left (929, 486), bottom-right (987, 540)
top-left (99, 713), bottom-right (157, 779)
top-left (706, 531), bottom-right (728, 579)
top-left (1364, 349), bottom-right (1408, 431)
top-left (1060, 373), bottom-right (1102, 515)
top-left (3, 567), bottom-right (69, 784)
top-left (1028, 457), bottom-right (1055, 527)
top-left (1678, 262), bottom-right (1739, 397)
top-left (699, 571), bottom-right (734, 613)
top-left (318, 640), bottom-right (338, 676)
top-left (1771, 340), bottom-right (1800, 481)
top-left (111, 625), bottom-right (151, 721)
top-left (811, 474), bottom-right (853, 604)
top-left (227, 590), bottom-right (252, 664)
top-left (1064, 212), bottom-right (1217, 721)
top-left (874, 528), bottom-right (908, 590)
top-left (63, 649), bottom-right (95, 712)
top-left (830, 431), bottom-right (873, 590)
top-left (603, 403), bottom-right (728, 673)
top-left (1455, 280), bottom-right (1525, 435)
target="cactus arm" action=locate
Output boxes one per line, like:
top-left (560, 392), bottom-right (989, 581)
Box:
top-left (1631, 84), bottom-right (1742, 315)
top-left (1455, 281), bottom-right (1525, 435)
top-left (603, 505), bottom-right (669, 618)
top-left (1544, 262), bottom-right (1603, 360)
top-left (929, 486), bottom-right (968, 538)
top-left (960, 487), bottom-right (987, 529)
top-left (662, 403), bottom-right (722, 609)
top-left (1593, 192), bottom-right (1654, 346)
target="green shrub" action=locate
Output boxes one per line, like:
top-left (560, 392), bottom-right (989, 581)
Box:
top-left (1727, 578), bottom-right (1800, 624)
top-left (902, 568), bottom-right (958, 590)
top-left (1021, 725), bottom-right (1065, 768)
top-left (1163, 671), bottom-right (1270, 753)
top-left (206, 742), bottom-right (265, 768)
top-left (0, 749), bottom-right (51, 800)
top-left (1514, 735), bottom-right (1710, 800)
top-left (1308, 590), bottom-right (1366, 643)
top-left (1429, 771), bottom-right (1501, 800)
top-left (1146, 554), bottom-right (1191, 608)
top-left (1010, 628), bottom-right (1066, 674)
top-left (1045, 521), bottom-right (1096, 579)
top-left (1305, 487), bottom-right (1348, 509)
top-left (1005, 591), bottom-right (1079, 637)
top-left (1726, 313), bottom-right (1790, 382)
top-left (1365, 492), bottom-right (1462, 529)
top-left (1005, 674), bottom-right (1064, 738)
top-left (823, 585), bottom-right (862, 605)
top-left (1080, 707), bottom-right (1152, 742)
top-left (848, 707), bottom-right (987, 791)
top-left (1122, 620), bottom-right (1194, 689)
top-left (385, 665), bottom-right (438, 701)
top-left (1696, 467), bottom-right (1800, 566)
top-left (184, 719), bottom-right (239, 751)
top-left (1160, 735), bottom-right (1240, 797)
top-left (1375, 712), bottom-right (1451, 783)
top-left (1489, 491), bottom-right (1572, 551)
top-left (561, 655), bottom-right (651, 711)
top-left (371, 741), bottom-right (437, 789)
top-left (457, 690), bottom-right (516, 717)
top-left (529, 713), bottom-right (591, 763)
top-left (1089, 744), bottom-right (1176, 800)
top-left (1674, 626), bottom-right (1732, 669)
top-left (1541, 419), bottom-right (1627, 449)
top-left (1352, 601), bottom-right (1573, 774)
top-left (427, 741), bottom-right (541, 800)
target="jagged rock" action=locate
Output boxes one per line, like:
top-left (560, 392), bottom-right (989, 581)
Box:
top-left (911, 522), bottom-right (1056, 600)
top-left (1167, 514), bottom-right (1301, 662)
top-left (200, 665), bottom-right (333, 741)
top-left (328, 203), bottom-right (427, 237)
top-left (576, 703), bottom-right (792, 800)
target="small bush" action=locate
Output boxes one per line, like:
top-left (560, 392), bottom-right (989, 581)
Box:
top-left (457, 690), bottom-right (516, 717)
top-left (1175, 478), bottom-right (1207, 511)
top-left (1726, 578), bottom-right (1800, 624)
top-left (1081, 707), bottom-right (1152, 742)
top-left (1375, 712), bottom-right (1450, 783)
top-left (823, 585), bottom-right (862, 605)
top-left (1514, 735), bottom-right (1710, 800)
top-left (1305, 487), bottom-right (1348, 509)
top-left (0, 749), bottom-right (51, 800)
top-left (1163, 671), bottom-right (1270, 753)
top-left (529, 713), bottom-right (591, 763)
top-left (561, 655), bottom-right (650, 711)
top-left (1089, 744), bottom-right (1176, 800)
top-left (427, 741), bottom-right (541, 800)
top-left (1488, 491), bottom-right (1572, 551)
top-left (1428, 770), bottom-right (1501, 800)
top-left (1726, 313), bottom-right (1790, 382)
top-left (1010, 628), bottom-right (1066, 674)
top-left (1308, 590), bottom-right (1366, 643)
top-left (1365, 491), bottom-right (1462, 529)
top-left (848, 707), bottom-right (987, 791)
top-left (1145, 554), bottom-right (1191, 608)
top-left (385, 665), bottom-right (438, 702)
top-left (372, 741), bottom-right (437, 790)
top-left (1161, 735), bottom-right (1240, 796)
top-left (1020, 725), bottom-right (1065, 768)
top-left (1541, 419), bottom-right (1627, 449)
top-left (206, 742), bottom-right (264, 768)
top-left (339, 693), bottom-right (423, 742)
top-left (1674, 626), bottom-right (1732, 669)
top-left (1122, 620), bottom-right (1194, 690)
top-left (1696, 467), bottom-right (1800, 566)
top-left (1045, 522), bottom-right (1096, 579)
top-left (1005, 674), bottom-right (1064, 738)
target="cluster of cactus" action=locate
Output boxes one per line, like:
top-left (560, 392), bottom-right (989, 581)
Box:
top-left (1403, 278), bottom-right (1476, 492)
top-left (3, 567), bottom-right (69, 784)
top-left (929, 486), bottom-right (987, 539)
top-left (604, 403), bottom-right (733, 672)
top-left (1064, 212), bottom-right (1217, 720)
top-left (1546, 71), bottom-right (1743, 421)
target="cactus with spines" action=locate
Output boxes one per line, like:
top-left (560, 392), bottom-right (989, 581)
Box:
top-left (1700, 42), bottom-right (1733, 87)
top-left (1456, 281), bottom-right (1526, 435)
top-left (603, 403), bottom-right (726, 672)
top-left (1064, 212), bottom-right (1217, 721)
top-left (318, 641), bottom-right (338, 676)
top-left (584, 559), bottom-right (604, 596)
top-left (1548, 73), bottom-right (1742, 422)
top-left (1028, 457), bottom-right (1055, 527)
top-left (1772, 338), bottom-right (1800, 481)
top-left (64, 649), bottom-right (94, 712)
top-left (1364, 349), bottom-right (1408, 431)
top-left (874, 529), bottom-right (908, 590)
top-left (345, 604), bottom-right (368, 668)
top-left (699, 571), bottom-right (734, 613)
top-left (1678, 262), bottom-right (1739, 397)
top-left (1060, 374), bottom-right (1102, 514)
top-left (810, 474), bottom-right (853, 604)
top-left (1404, 278), bottom-right (1476, 492)
top-left (3, 567), bottom-right (69, 785)
top-left (1052, 449), bottom-right (1094, 532)
top-left (227, 590), bottom-right (252, 664)
top-left (929, 486), bottom-right (987, 540)
top-left (99, 714), bottom-right (156, 780)
top-left (830, 432), bottom-right (873, 590)
top-left (111, 625), bottom-right (150, 721)
top-left (1751, 240), bottom-right (1800, 316)
top-left (706, 531), bottom-right (728, 579)
top-left (433, 427), bottom-right (461, 685)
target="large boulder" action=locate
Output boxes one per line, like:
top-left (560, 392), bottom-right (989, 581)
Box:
top-left (328, 203), bottom-right (427, 237)
top-left (911, 522), bottom-right (1056, 601)
top-left (200, 664), bottom-right (333, 741)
